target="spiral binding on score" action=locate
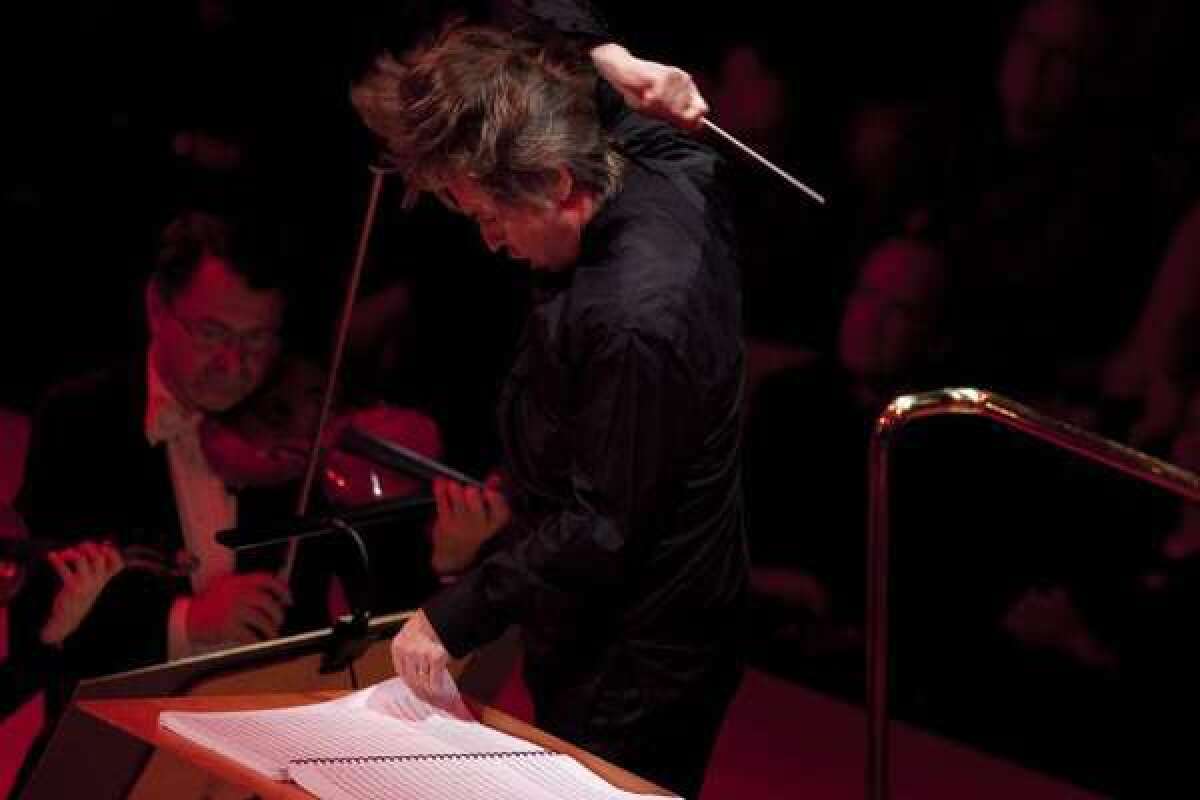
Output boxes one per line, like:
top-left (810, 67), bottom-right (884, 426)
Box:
top-left (290, 750), bottom-right (557, 765)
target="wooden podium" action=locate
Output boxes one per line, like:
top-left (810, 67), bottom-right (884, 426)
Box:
top-left (78, 690), bottom-right (674, 799)
top-left (19, 614), bottom-right (673, 798)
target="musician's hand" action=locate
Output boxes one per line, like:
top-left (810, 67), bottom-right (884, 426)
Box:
top-left (40, 541), bottom-right (124, 646)
top-left (186, 572), bottom-right (292, 646)
top-left (391, 609), bottom-right (449, 696)
top-left (1002, 586), bottom-right (1082, 650)
top-left (430, 476), bottom-right (510, 576)
top-left (591, 43), bottom-right (709, 131)
top-left (1002, 586), bottom-right (1117, 669)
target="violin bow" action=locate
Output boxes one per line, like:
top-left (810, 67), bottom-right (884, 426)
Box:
top-left (280, 163), bottom-right (392, 583)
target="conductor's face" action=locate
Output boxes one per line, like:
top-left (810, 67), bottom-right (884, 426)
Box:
top-left (442, 173), bottom-right (590, 272)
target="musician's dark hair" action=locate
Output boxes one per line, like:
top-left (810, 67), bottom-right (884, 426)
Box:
top-left (153, 210), bottom-right (296, 303)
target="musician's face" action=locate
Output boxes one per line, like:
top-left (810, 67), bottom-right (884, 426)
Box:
top-left (838, 238), bottom-right (946, 384)
top-left (148, 255), bottom-right (284, 413)
top-left (998, 0), bottom-right (1102, 149)
top-left (441, 172), bottom-right (587, 272)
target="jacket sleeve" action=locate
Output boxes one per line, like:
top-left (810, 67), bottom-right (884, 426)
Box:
top-left (424, 326), bottom-right (696, 656)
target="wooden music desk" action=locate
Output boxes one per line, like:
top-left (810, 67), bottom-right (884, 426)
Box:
top-left (78, 690), bottom-right (675, 799)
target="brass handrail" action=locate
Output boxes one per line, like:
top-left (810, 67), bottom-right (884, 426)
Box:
top-left (866, 387), bottom-right (1200, 800)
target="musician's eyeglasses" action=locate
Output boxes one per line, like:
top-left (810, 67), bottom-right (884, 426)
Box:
top-left (167, 305), bottom-right (281, 356)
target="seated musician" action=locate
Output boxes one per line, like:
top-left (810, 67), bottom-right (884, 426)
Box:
top-left (8, 209), bottom-right (439, 692)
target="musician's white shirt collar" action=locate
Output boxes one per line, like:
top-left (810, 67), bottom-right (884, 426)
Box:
top-left (146, 349), bottom-right (238, 659)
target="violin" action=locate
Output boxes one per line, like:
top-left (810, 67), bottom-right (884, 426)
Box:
top-left (198, 352), bottom-right (444, 507)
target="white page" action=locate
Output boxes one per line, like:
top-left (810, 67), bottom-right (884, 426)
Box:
top-left (289, 752), bottom-right (682, 800)
top-left (159, 673), bottom-right (540, 780)
top-left (160, 701), bottom-right (464, 780)
top-left (505, 755), bottom-right (682, 800)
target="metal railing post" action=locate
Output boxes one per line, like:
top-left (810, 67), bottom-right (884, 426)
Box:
top-left (866, 388), bottom-right (1200, 800)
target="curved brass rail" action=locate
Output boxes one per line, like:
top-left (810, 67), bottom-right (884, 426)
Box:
top-left (866, 388), bottom-right (1200, 800)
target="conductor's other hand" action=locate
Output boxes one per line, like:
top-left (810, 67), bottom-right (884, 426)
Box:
top-left (186, 572), bottom-right (292, 645)
top-left (430, 476), bottom-right (511, 575)
top-left (391, 609), bottom-right (450, 697)
top-left (591, 43), bottom-right (709, 131)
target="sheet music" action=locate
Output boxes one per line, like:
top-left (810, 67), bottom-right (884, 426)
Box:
top-left (161, 703), bottom-right (459, 779)
top-left (349, 669), bottom-right (471, 722)
top-left (507, 755), bottom-right (681, 800)
top-left (159, 673), bottom-right (671, 798)
top-left (158, 674), bottom-right (539, 780)
top-left (289, 753), bottom-right (681, 800)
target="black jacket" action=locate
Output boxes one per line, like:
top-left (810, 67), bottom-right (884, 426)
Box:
top-left (425, 99), bottom-right (749, 738)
